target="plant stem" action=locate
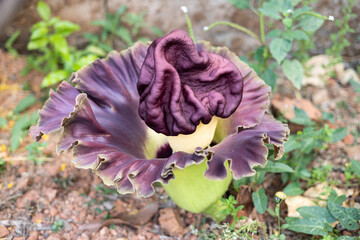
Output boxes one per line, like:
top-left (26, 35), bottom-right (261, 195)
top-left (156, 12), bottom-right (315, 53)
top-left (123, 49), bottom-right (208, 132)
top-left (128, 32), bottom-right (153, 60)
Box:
top-left (184, 12), bottom-right (195, 42)
top-left (204, 21), bottom-right (261, 44)
top-left (294, 12), bottom-right (329, 21)
top-left (259, 0), bottom-right (265, 45)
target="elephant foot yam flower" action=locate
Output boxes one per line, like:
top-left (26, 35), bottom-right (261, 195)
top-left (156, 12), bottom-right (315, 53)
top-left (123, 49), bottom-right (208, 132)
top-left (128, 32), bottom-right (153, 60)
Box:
top-left (29, 29), bottom-right (289, 221)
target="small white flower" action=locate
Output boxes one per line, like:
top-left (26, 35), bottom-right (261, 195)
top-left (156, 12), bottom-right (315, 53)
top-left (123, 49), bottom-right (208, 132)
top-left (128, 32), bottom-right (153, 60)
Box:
top-left (286, 9), bottom-right (293, 13)
top-left (203, 26), bottom-right (209, 31)
top-left (180, 6), bottom-right (188, 14)
top-left (328, 15), bottom-right (334, 21)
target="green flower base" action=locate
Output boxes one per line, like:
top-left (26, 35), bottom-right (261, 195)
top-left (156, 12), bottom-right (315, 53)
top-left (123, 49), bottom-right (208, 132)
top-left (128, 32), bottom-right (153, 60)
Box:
top-left (162, 159), bottom-right (232, 222)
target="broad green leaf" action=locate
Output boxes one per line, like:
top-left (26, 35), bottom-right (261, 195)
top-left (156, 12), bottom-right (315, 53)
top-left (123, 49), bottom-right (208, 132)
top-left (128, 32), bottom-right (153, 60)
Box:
top-left (228, 0), bottom-right (250, 9)
top-left (290, 0), bottom-right (301, 7)
top-left (338, 236), bottom-right (358, 240)
top-left (266, 29), bottom-right (282, 39)
top-left (37, 1), bottom-right (51, 21)
top-left (30, 26), bottom-right (49, 40)
top-left (285, 218), bottom-right (329, 236)
top-left (41, 70), bottom-right (69, 88)
top-left (302, 138), bottom-right (316, 154)
top-left (252, 188), bottom-right (268, 214)
top-left (115, 27), bottom-right (134, 46)
top-left (258, 1), bottom-right (282, 20)
top-left (54, 20), bottom-right (80, 37)
top-left (282, 59), bottom-right (304, 89)
top-left (13, 94), bottom-right (36, 114)
top-left (0, 117), bottom-right (7, 128)
top-left (292, 6), bottom-right (312, 18)
top-left (298, 15), bottom-right (324, 32)
top-left (284, 135), bottom-right (301, 152)
top-left (262, 161), bottom-right (294, 173)
top-left (322, 112), bottom-right (335, 123)
top-left (233, 177), bottom-right (251, 190)
top-left (328, 202), bottom-right (360, 230)
top-left (283, 30), bottom-right (309, 41)
top-left (261, 69), bottom-right (277, 91)
top-left (283, 182), bottom-right (304, 196)
top-left (269, 38), bottom-right (292, 64)
top-left (350, 159), bottom-right (360, 176)
top-left (27, 37), bottom-right (49, 50)
top-left (49, 34), bottom-right (69, 57)
top-left (11, 113), bottom-right (38, 152)
top-left (297, 206), bottom-right (336, 223)
top-left (290, 107), bottom-right (313, 125)
top-left (331, 127), bottom-right (347, 142)
top-left (327, 190), bottom-right (346, 205)
top-left (73, 54), bottom-right (98, 71)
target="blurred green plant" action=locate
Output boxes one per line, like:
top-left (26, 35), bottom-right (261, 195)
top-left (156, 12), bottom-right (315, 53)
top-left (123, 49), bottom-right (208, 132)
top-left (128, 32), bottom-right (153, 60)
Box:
top-left (326, 0), bottom-right (356, 73)
top-left (5, 30), bottom-right (21, 57)
top-left (23, 1), bottom-right (98, 88)
top-left (84, 5), bottom-right (163, 57)
top-left (284, 190), bottom-right (360, 238)
top-left (204, 0), bottom-right (333, 91)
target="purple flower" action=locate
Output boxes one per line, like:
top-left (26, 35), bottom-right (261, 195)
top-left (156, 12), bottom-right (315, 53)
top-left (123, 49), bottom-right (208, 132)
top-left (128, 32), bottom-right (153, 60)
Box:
top-left (29, 30), bottom-right (289, 216)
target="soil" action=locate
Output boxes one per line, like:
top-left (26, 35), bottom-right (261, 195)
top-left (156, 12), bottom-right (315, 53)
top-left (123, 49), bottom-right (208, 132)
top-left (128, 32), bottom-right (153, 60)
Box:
top-left (0, 46), bottom-right (359, 240)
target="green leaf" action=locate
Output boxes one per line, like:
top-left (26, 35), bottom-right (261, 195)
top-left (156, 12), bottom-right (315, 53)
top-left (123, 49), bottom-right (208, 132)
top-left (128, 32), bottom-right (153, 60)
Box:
top-left (350, 159), bottom-right (360, 176)
top-left (338, 236), bottom-right (357, 240)
top-left (11, 113), bottom-right (38, 152)
top-left (27, 37), bottom-right (49, 50)
top-left (297, 206), bottom-right (336, 223)
top-left (285, 218), bottom-right (329, 236)
top-left (13, 94), bottom-right (36, 114)
top-left (115, 27), bottom-right (134, 46)
top-left (284, 135), bottom-right (301, 152)
top-left (261, 69), bottom-right (277, 91)
top-left (331, 127), bottom-right (347, 142)
top-left (233, 177), bottom-right (251, 190)
top-left (41, 70), bottom-right (69, 88)
top-left (228, 0), bottom-right (250, 9)
top-left (283, 182), bottom-right (304, 196)
top-left (37, 1), bottom-right (51, 21)
top-left (283, 30), bottom-right (309, 41)
top-left (266, 29), bottom-right (282, 39)
top-left (261, 161), bottom-right (294, 173)
top-left (269, 38), bottom-right (292, 64)
top-left (290, 107), bottom-right (313, 125)
top-left (258, 1), bottom-right (282, 20)
top-left (30, 26), bottom-right (49, 40)
top-left (49, 34), bottom-right (69, 57)
top-left (322, 112), bottom-right (335, 123)
top-left (298, 15), bottom-right (324, 32)
top-left (252, 188), bottom-right (268, 214)
top-left (151, 26), bottom-right (164, 37)
top-left (328, 202), bottom-right (360, 230)
top-left (327, 190), bottom-right (346, 205)
top-left (282, 59), bottom-right (304, 89)
top-left (54, 20), bottom-right (80, 36)
top-left (0, 117), bottom-right (7, 128)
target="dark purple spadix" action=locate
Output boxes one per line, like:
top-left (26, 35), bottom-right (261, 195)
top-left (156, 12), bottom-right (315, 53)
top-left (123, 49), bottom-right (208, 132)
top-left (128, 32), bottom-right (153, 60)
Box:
top-left (137, 30), bottom-right (244, 136)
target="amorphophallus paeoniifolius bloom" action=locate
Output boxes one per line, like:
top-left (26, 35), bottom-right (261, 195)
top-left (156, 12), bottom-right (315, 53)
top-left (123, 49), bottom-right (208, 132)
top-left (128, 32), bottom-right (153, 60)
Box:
top-left (30, 29), bottom-right (289, 221)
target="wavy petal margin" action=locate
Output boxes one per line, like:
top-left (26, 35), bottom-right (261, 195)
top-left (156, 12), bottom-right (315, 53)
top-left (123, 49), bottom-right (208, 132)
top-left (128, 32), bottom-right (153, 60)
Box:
top-left (30, 35), bottom-right (288, 198)
top-left (204, 114), bottom-right (289, 180)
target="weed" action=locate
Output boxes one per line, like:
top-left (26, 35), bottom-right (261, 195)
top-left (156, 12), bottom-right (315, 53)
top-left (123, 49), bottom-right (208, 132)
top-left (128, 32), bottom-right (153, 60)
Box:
top-left (51, 220), bottom-right (64, 232)
top-left (205, 0), bottom-right (332, 91)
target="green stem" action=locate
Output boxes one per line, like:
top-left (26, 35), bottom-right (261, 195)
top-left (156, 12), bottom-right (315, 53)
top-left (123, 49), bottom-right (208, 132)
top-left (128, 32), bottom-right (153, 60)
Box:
top-left (294, 12), bottom-right (330, 21)
top-left (184, 12), bottom-right (195, 42)
top-left (259, 0), bottom-right (265, 45)
top-left (204, 21), bottom-right (261, 44)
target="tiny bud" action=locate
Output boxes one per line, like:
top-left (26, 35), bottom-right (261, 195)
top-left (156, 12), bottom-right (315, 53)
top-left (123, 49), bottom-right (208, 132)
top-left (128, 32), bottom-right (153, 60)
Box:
top-left (275, 191), bottom-right (287, 204)
top-left (203, 26), bottom-right (209, 31)
top-left (180, 6), bottom-right (188, 14)
top-left (286, 9), bottom-right (293, 13)
top-left (328, 15), bottom-right (334, 21)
